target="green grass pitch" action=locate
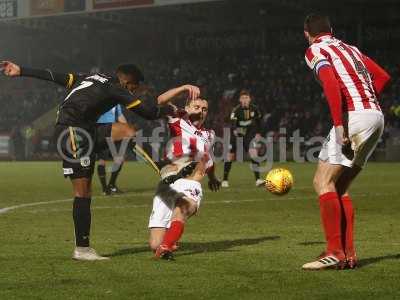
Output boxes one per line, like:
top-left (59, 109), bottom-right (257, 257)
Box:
top-left (0, 161), bottom-right (399, 299)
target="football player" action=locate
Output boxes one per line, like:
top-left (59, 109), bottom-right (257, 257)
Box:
top-left (1, 60), bottom-right (199, 261)
top-left (222, 90), bottom-right (264, 187)
top-left (302, 14), bottom-right (390, 270)
top-left (147, 85), bottom-right (221, 260)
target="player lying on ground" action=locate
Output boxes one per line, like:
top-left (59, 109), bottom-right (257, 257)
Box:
top-left (302, 14), bottom-right (390, 270)
top-left (1, 60), bottom-right (199, 261)
top-left (222, 90), bottom-right (264, 188)
top-left (96, 104), bottom-right (129, 195)
top-left (147, 85), bottom-right (221, 260)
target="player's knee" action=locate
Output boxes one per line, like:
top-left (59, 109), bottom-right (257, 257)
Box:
top-left (315, 176), bottom-right (336, 195)
top-left (313, 173), bottom-right (332, 194)
top-left (176, 199), bottom-right (197, 219)
top-left (148, 239), bottom-right (160, 251)
top-left (73, 184), bottom-right (91, 198)
top-left (183, 201), bottom-right (197, 217)
top-left (75, 191), bottom-right (91, 198)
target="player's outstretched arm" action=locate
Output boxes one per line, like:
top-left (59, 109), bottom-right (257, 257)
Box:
top-left (118, 85), bottom-right (199, 120)
top-left (157, 85), bottom-right (200, 105)
top-left (1, 60), bottom-right (77, 88)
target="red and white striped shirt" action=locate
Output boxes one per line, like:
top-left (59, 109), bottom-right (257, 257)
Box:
top-left (165, 110), bottom-right (215, 171)
top-left (305, 34), bottom-right (380, 111)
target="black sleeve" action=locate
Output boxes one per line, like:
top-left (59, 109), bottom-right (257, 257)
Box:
top-left (108, 84), bottom-right (161, 120)
top-left (20, 67), bottom-right (78, 88)
top-left (253, 105), bottom-right (262, 132)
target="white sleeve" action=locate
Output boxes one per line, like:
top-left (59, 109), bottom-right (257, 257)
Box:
top-left (305, 46), bottom-right (331, 76)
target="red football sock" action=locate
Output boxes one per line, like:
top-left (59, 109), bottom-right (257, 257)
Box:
top-left (162, 220), bottom-right (185, 249)
top-left (319, 192), bottom-right (344, 257)
top-left (341, 195), bottom-right (355, 257)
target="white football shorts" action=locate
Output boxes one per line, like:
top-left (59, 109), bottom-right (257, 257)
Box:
top-left (148, 178), bottom-right (203, 229)
top-left (319, 110), bottom-right (384, 168)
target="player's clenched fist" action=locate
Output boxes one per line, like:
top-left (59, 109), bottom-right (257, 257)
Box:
top-left (1, 61), bottom-right (21, 77)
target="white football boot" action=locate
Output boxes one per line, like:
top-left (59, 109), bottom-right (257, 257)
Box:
top-left (221, 180), bottom-right (229, 188)
top-left (72, 247), bottom-right (110, 261)
top-left (302, 253), bottom-right (345, 270)
top-left (255, 179), bottom-right (265, 187)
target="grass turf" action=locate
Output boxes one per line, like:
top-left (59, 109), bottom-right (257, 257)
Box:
top-left (0, 161), bottom-right (399, 299)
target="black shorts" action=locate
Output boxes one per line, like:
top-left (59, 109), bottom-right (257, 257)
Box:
top-left (96, 123), bottom-right (113, 153)
top-left (96, 123), bottom-right (126, 161)
top-left (229, 132), bottom-right (258, 154)
top-left (97, 142), bottom-right (126, 161)
top-left (54, 124), bottom-right (97, 179)
top-left (97, 147), bottom-right (112, 161)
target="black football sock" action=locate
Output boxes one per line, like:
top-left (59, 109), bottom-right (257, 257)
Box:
top-left (73, 197), bottom-right (91, 247)
top-left (109, 162), bottom-right (123, 187)
top-left (251, 159), bottom-right (260, 180)
top-left (223, 161), bottom-right (232, 181)
top-left (97, 165), bottom-right (107, 191)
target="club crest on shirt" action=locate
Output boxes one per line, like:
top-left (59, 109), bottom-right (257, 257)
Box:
top-left (186, 188), bottom-right (201, 198)
top-left (80, 156), bottom-right (91, 167)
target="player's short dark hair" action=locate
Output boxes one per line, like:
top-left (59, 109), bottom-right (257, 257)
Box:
top-left (304, 14), bottom-right (331, 37)
top-left (116, 64), bottom-right (144, 84)
top-left (239, 89), bottom-right (251, 98)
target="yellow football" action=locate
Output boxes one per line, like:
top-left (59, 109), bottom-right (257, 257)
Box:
top-left (265, 168), bottom-right (293, 195)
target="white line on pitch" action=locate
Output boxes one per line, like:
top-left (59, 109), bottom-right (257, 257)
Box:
top-left (0, 191), bottom-right (144, 215)
top-left (21, 197), bottom-right (292, 214)
top-left (4, 191), bottom-right (400, 215)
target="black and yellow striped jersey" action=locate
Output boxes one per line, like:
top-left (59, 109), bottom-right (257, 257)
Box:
top-left (230, 103), bottom-right (262, 136)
